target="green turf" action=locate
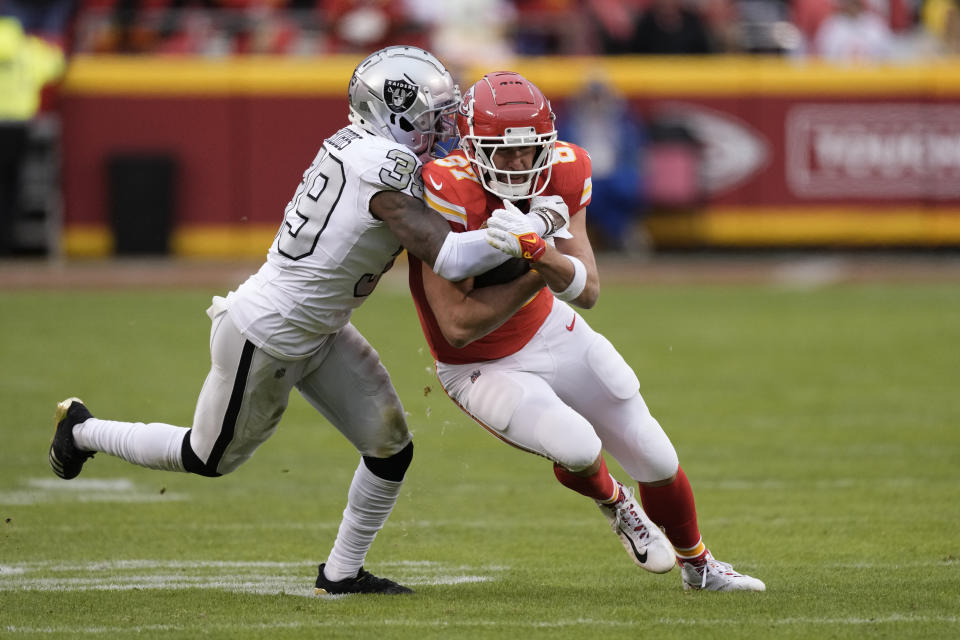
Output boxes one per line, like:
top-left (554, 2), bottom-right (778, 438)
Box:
top-left (1, 277), bottom-right (958, 639)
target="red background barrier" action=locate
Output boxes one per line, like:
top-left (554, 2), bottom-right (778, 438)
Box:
top-left (59, 56), bottom-right (960, 256)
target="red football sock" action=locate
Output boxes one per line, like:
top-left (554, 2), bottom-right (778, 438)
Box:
top-left (553, 458), bottom-right (618, 503)
top-left (638, 467), bottom-right (703, 553)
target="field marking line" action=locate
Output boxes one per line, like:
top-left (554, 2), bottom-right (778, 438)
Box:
top-left (0, 477), bottom-right (188, 505)
top-left (5, 614), bottom-right (957, 635)
top-left (25, 478), bottom-right (136, 491)
top-left (0, 558), bottom-right (506, 597)
top-left (10, 521), bottom-right (338, 532)
top-left (1, 559), bottom-right (507, 573)
top-left (771, 258), bottom-right (847, 288)
top-left (5, 560), bottom-right (310, 572)
top-left (1, 574), bottom-right (496, 594)
top-left (0, 492), bottom-right (189, 505)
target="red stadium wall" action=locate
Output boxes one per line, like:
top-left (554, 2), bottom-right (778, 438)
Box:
top-left (59, 56), bottom-right (960, 256)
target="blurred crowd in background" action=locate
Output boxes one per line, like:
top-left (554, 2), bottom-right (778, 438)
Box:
top-left (3, 0), bottom-right (960, 257)
top-left (0, 0), bottom-right (959, 63)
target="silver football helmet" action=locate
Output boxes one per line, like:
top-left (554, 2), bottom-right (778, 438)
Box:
top-left (348, 46), bottom-right (461, 162)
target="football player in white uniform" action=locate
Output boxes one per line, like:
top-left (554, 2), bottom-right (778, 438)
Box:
top-left (47, 47), bottom-right (568, 596)
top-left (410, 72), bottom-right (765, 592)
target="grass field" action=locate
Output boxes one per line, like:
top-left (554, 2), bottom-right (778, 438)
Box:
top-left (1, 263), bottom-right (958, 639)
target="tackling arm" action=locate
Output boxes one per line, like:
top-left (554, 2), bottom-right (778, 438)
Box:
top-left (420, 261), bottom-right (546, 349)
top-left (370, 190), bottom-right (509, 281)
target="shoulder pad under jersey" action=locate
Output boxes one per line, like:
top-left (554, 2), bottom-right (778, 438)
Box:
top-left (548, 141), bottom-right (593, 214)
top-left (330, 126), bottom-right (424, 200)
top-left (422, 152), bottom-right (488, 230)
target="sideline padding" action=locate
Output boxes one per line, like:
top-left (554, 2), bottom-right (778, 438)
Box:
top-left (62, 55), bottom-right (363, 95)
top-left (62, 55), bottom-right (960, 97)
top-left (648, 207), bottom-right (960, 247)
top-left (58, 55), bottom-right (960, 255)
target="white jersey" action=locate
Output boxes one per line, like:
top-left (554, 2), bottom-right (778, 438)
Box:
top-left (226, 124), bottom-right (423, 359)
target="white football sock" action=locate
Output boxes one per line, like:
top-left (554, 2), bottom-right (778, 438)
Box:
top-left (74, 418), bottom-right (187, 472)
top-left (323, 460), bottom-right (403, 581)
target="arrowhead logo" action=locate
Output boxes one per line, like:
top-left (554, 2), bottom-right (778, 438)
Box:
top-left (654, 102), bottom-right (769, 195)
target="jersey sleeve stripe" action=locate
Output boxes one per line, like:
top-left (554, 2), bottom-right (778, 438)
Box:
top-left (425, 189), bottom-right (468, 223)
top-left (579, 177), bottom-right (593, 206)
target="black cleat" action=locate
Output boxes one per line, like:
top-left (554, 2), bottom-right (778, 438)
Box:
top-left (48, 397), bottom-right (95, 480)
top-left (314, 563), bottom-right (413, 595)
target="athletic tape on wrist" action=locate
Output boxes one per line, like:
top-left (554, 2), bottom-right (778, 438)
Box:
top-left (529, 209), bottom-right (551, 237)
top-left (550, 255), bottom-right (587, 301)
top-left (529, 208), bottom-right (554, 237)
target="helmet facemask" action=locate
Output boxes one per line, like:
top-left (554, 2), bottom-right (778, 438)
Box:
top-left (463, 126), bottom-right (557, 200)
top-left (401, 98), bottom-right (460, 161)
top-left (456, 72), bottom-right (558, 201)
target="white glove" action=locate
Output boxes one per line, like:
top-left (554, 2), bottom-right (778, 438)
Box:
top-left (529, 194), bottom-right (570, 237)
top-left (485, 199), bottom-right (547, 261)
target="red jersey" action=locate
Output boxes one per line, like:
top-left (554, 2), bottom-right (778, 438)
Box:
top-left (409, 142), bottom-right (593, 365)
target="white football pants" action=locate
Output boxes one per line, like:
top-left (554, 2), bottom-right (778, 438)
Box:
top-left (188, 308), bottom-right (411, 474)
top-left (73, 305), bottom-right (410, 581)
top-left (437, 300), bottom-right (679, 483)
top-left (75, 308), bottom-right (410, 476)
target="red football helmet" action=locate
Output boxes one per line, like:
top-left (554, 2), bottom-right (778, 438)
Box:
top-left (457, 71), bottom-right (557, 200)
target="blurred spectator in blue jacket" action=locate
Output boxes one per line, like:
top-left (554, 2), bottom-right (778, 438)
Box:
top-left (558, 78), bottom-right (649, 253)
top-left (0, 0), bottom-right (77, 47)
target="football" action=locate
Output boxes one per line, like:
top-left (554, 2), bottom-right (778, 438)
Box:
top-left (473, 257), bottom-right (531, 288)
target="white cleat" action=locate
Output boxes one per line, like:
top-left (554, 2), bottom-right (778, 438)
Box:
top-left (597, 482), bottom-right (675, 574)
top-left (681, 551), bottom-right (766, 591)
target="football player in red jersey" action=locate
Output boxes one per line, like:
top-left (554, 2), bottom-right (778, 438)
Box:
top-left (409, 71), bottom-right (765, 591)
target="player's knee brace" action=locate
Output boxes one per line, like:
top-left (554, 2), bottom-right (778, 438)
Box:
top-left (363, 440), bottom-right (414, 482)
top-left (534, 407), bottom-right (601, 473)
top-left (180, 431), bottom-right (223, 478)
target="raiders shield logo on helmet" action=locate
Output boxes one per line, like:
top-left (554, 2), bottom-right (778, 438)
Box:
top-left (384, 79), bottom-right (418, 114)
